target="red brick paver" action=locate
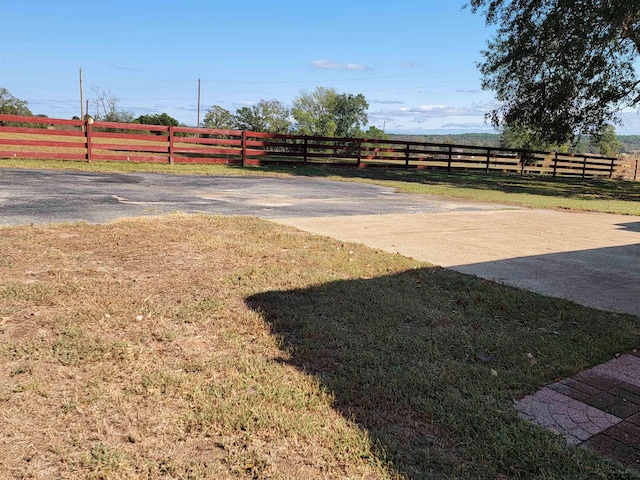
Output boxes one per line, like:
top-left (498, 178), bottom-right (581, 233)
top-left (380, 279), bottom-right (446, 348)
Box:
top-left (515, 353), bottom-right (640, 472)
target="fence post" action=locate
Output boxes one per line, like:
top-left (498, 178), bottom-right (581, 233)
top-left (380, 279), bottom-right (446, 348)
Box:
top-left (405, 143), bottom-right (410, 169)
top-left (485, 148), bottom-right (491, 174)
top-left (520, 152), bottom-right (525, 176)
top-left (168, 126), bottom-right (174, 165)
top-left (85, 120), bottom-right (93, 163)
top-left (635, 157), bottom-right (639, 182)
top-left (303, 137), bottom-right (308, 165)
top-left (241, 130), bottom-right (247, 167)
top-left (582, 155), bottom-right (587, 180)
top-left (447, 145), bottom-right (452, 172)
top-left (553, 152), bottom-right (558, 177)
top-left (356, 139), bottom-right (362, 168)
top-left (609, 156), bottom-right (616, 179)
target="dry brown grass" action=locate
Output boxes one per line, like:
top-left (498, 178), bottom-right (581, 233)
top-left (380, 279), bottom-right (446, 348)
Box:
top-left (0, 215), bottom-right (413, 479)
top-left (1, 215), bottom-right (637, 479)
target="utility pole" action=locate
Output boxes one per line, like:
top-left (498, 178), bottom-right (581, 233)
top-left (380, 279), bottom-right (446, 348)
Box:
top-left (79, 67), bottom-right (84, 120)
top-left (197, 78), bottom-right (201, 128)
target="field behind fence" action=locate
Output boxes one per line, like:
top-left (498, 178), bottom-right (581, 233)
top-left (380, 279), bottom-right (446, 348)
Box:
top-left (1, 114), bottom-right (637, 180)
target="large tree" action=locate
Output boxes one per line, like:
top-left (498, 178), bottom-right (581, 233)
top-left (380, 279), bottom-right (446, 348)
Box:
top-left (202, 105), bottom-right (234, 129)
top-left (590, 124), bottom-right (622, 157)
top-left (292, 87), bottom-right (339, 137)
top-left (253, 99), bottom-right (291, 134)
top-left (469, 1), bottom-right (640, 144)
top-left (292, 87), bottom-right (369, 137)
top-left (333, 93), bottom-right (369, 137)
top-left (0, 87), bottom-right (32, 116)
top-left (232, 100), bottom-right (291, 134)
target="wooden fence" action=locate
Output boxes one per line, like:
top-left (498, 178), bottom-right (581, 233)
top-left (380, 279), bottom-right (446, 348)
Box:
top-left (0, 114), bottom-right (635, 180)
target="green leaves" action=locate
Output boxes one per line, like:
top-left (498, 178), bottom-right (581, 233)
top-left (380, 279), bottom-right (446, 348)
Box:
top-left (590, 124), bottom-right (622, 157)
top-left (291, 87), bottom-right (339, 137)
top-left (470, 0), bottom-right (640, 144)
top-left (202, 100), bottom-right (291, 133)
top-left (136, 113), bottom-right (179, 127)
top-left (0, 87), bottom-right (32, 116)
top-left (292, 87), bottom-right (369, 138)
top-left (201, 105), bottom-right (233, 129)
top-left (234, 100), bottom-right (291, 134)
top-left (202, 88), bottom-right (370, 137)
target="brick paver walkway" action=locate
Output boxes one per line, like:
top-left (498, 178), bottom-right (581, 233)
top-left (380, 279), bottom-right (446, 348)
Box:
top-left (516, 352), bottom-right (640, 471)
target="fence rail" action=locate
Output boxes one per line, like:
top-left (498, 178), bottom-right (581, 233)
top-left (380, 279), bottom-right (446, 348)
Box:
top-left (0, 114), bottom-right (635, 180)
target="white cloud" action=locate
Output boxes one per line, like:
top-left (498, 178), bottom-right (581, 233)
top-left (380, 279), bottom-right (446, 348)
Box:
top-left (369, 103), bottom-right (495, 124)
top-left (371, 99), bottom-right (404, 105)
top-left (311, 59), bottom-right (371, 71)
top-left (400, 61), bottom-right (414, 68)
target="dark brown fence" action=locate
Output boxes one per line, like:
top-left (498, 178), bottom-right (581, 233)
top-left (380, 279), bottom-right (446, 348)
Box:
top-left (0, 114), bottom-right (635, 180)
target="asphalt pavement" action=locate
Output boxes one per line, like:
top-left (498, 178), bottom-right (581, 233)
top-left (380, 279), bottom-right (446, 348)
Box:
top-left (0, 168), bottom-right (505, 225)
top-left (0, 168), bottom-right (638, 316)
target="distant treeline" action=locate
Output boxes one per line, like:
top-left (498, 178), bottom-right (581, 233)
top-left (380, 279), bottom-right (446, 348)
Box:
top-left (389, 133), bottom-right (640, 154)
top-left (618, 136), bottom-right (640, 152)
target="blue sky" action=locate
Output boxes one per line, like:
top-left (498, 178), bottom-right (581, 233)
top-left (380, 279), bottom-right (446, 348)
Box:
top-left (3, 1), bottom-right (639, 134)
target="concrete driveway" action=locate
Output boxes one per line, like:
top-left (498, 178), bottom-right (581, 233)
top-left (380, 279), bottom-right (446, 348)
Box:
top-left (277, 210), bottom-right (640, 316)
top-left (0, 168), bottom-right (638, 316)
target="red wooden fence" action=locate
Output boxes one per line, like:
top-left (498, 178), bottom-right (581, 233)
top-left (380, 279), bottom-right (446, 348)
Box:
top-left (0, 113), bottom-right (631, 180)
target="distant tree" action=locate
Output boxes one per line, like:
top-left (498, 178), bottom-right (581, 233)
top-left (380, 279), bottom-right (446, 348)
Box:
top-left (233, 106), bottom-right (267, 132)
top-left (31, 113), bottom-right (50, 129)
top-left (468, 0), bottom-right (640, 145)
top-left (90, 86), bottom-right (134, 123)
top-left (254, 99), bottom-right (291, 134)
top-left (232, 99), bottom-right (291, 133)
top-left (202, 105), bottom-right (234, 129)
top-left (570, 135), bottom-right (589, 155)
top-left (363, 125), bottom-right (389, 140)
top-left (498, 122), bottom-right (553, 151)
top-left (136, 113), bottom-right (179, 127)
top-left (292, 87), bottom-right (339, 137)
top-left (0, 87), bottom-right (32, 116)
top-left (90, 86), bottom-right (117, 121)
top-left (101, 110), bottom-right (136, 123)
top-left (618, 135), bottom-right (640, 153)
top-left (590, 124), bottom-right (622, 157)
top-left (292, 87), bottom-right (369, 138)
top-left (333, 93), bottom-right (369, 137)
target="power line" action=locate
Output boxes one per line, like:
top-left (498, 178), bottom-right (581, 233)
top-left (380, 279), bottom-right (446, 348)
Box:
top-left (13, 67), bottom-right (476, 94)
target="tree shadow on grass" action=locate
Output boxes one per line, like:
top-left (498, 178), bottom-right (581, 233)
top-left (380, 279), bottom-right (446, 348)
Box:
top-left (246, 267), bottom-right (639, 479)
top-left (257, 165), bottom-right (640, 203)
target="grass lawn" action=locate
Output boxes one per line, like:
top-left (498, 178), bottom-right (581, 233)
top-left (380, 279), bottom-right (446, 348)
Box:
top-left (0, 158), bottom-right (638, 215)
top-left (0, 215), bottom-right (638, 479)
